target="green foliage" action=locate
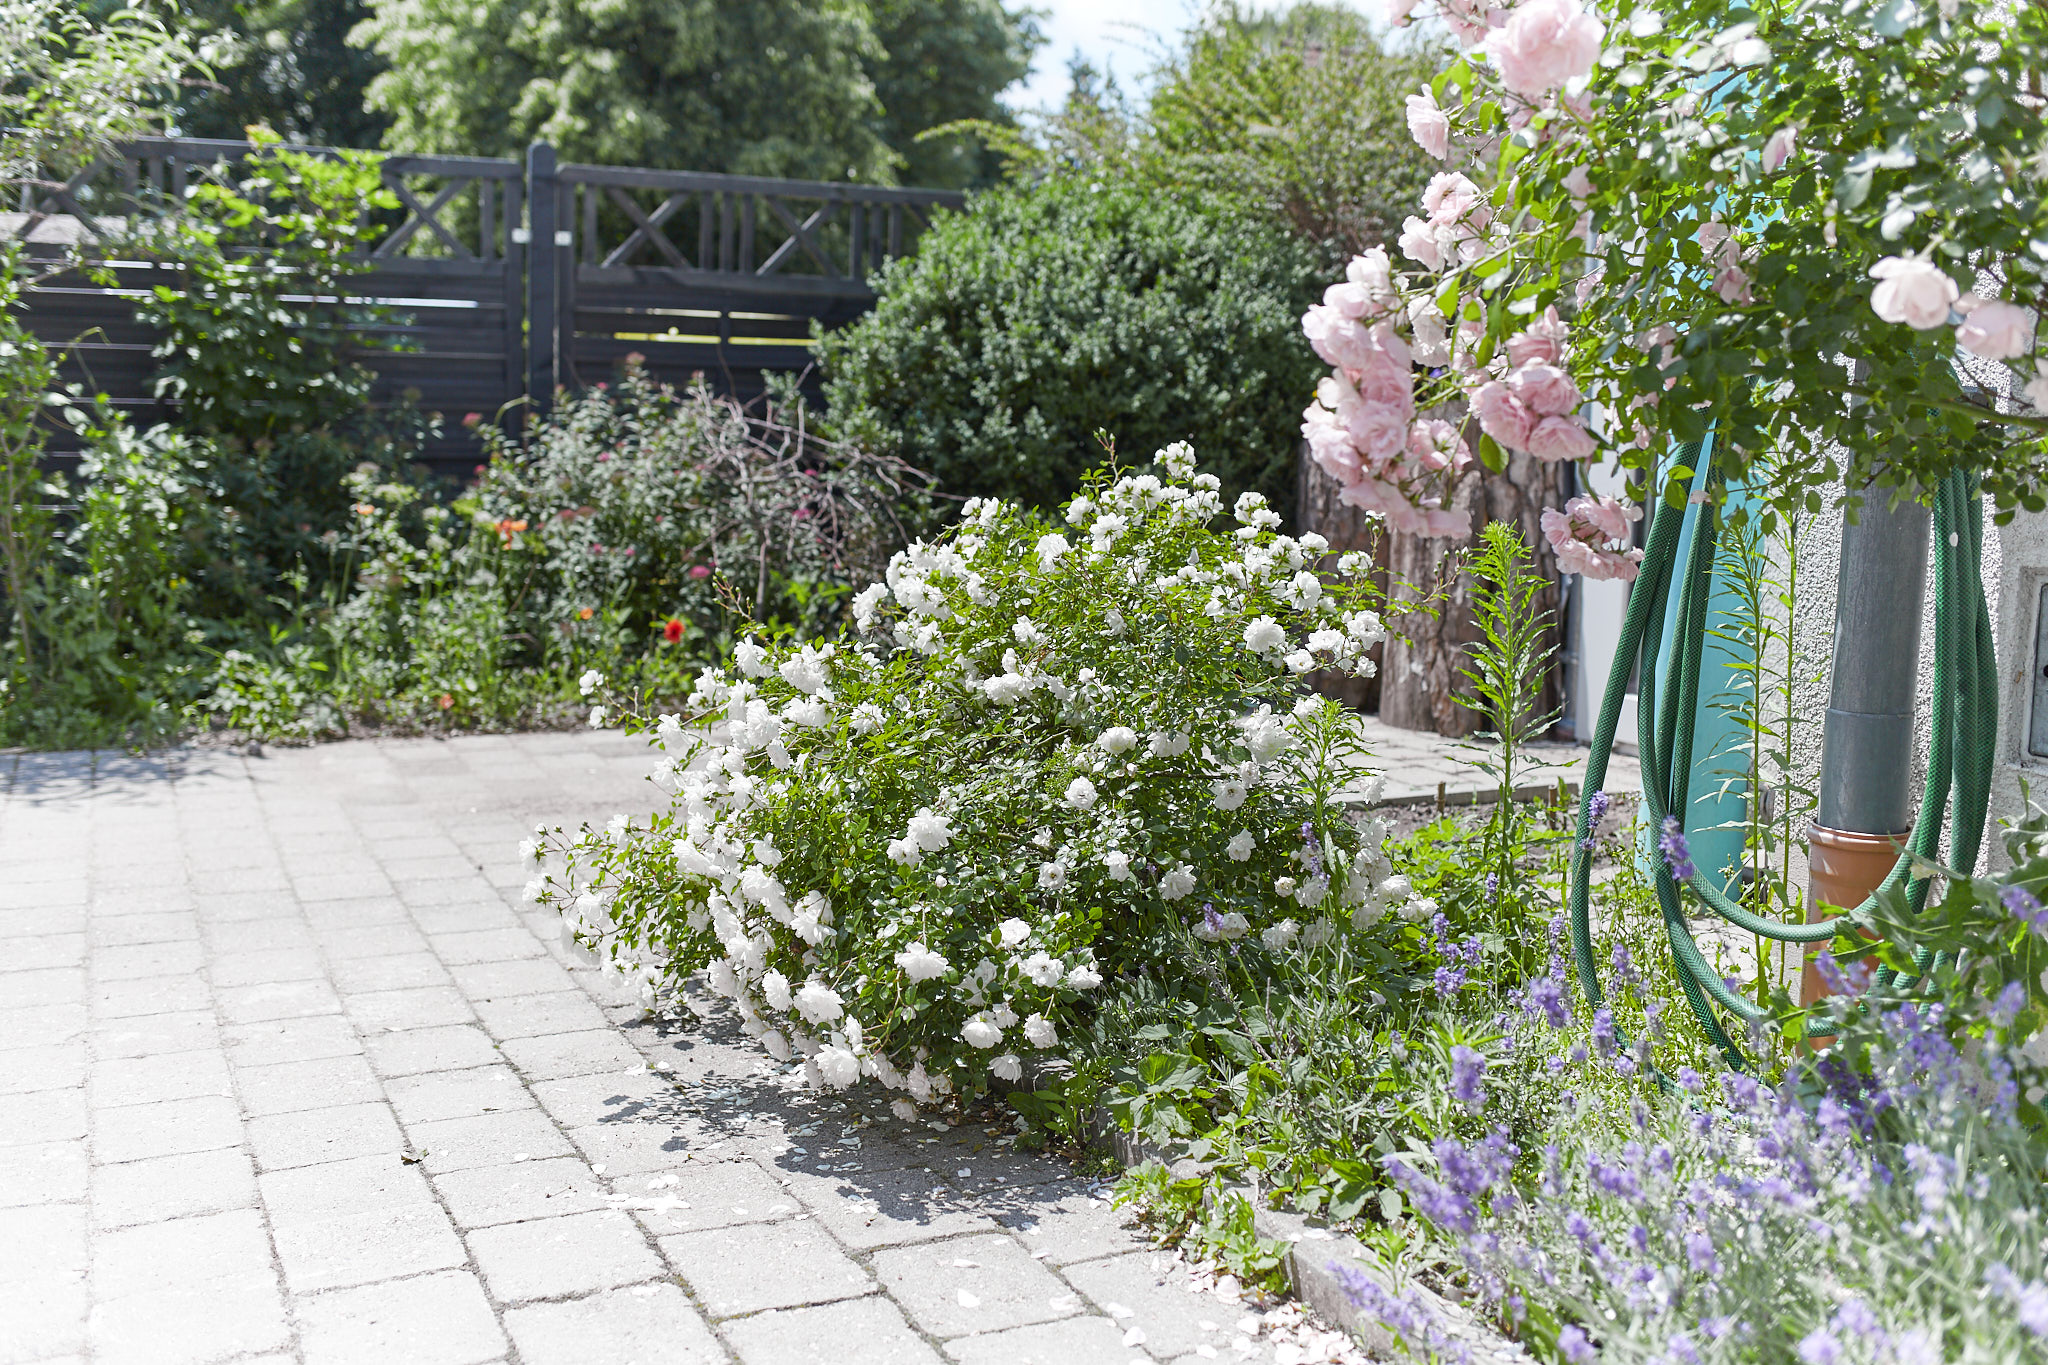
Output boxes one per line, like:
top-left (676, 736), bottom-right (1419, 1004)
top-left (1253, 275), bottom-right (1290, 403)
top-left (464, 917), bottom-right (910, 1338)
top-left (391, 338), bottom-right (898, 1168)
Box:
top-left (474, 361), bottom-right (933, 666)
top-left (133, 130), bottom-right (414, 612)
top-left (176, 0), bottom-right (391, 148)
top-left (1145, 3), bottom-right (1443, 265)
top-left (818, 175), bottom-right (1325, 517)
top-left (0, 0), bottom-right (210, 185)
top-left (353, 0), bottom-right (1039, 184)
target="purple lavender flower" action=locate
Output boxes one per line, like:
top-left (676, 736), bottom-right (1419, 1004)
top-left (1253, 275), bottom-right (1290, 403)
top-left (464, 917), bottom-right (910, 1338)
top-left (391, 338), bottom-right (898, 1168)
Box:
top-left (1299, 822), bottom-right (1325, 879)
top-left (1524, 976), bottom-right (1573, 1029)
top-left (1683, 1229), bottom-right (1718, 1275)
top-left (2003, 882), bottom-right (2048, 936)
top-left (1557, 1325), bottom-right (1597, 1363)
top-left (1583, 788), bottom-right (1611, 849)
top-left (1658, 814), bottom-right (1696, 882)
top-left (1796, 1329), bottom-right (1842, 1365)
top-left (1434, 964), bottom-right (1469, 997)
top-left (1611, 941), bottom-right (1638, 991)
top-left (1591, 1008), bottom-right (1617, 1057)
top-left (1450, 1044), bottom-right (1488, 1110)
top-left (1991, 979), bottom-right (2029, 1029)
top-left (1330, 1264), bottom-right (1472, 1363)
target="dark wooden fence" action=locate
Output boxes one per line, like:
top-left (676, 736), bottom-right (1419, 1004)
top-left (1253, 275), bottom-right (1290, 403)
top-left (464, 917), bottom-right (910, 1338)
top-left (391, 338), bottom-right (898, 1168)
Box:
top-left (5, 136), bottom-right (963, 477)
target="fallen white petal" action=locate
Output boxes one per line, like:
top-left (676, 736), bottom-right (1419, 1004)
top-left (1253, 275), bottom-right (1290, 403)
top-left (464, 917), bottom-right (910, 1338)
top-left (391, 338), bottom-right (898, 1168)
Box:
top-left (957, 1289), bottom-right (981, 1308)
top-left (1122, 1327), bottom-right (1147, 1347)
top-left (1106, 1303), bottom-right (1134, 1319)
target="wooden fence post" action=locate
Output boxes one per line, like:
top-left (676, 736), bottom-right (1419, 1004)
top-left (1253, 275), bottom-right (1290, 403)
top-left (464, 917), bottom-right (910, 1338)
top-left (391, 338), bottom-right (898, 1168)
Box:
top-left (525, 142), bottom-right (559, 417)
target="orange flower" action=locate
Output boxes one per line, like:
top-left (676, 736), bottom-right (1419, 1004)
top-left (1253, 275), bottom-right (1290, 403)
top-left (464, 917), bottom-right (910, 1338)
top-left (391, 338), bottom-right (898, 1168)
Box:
top-left (577, 607), bottom-right (595, 621)
top-left (662, 618), bottom-right (685, 643)
top-left (436, 693), bottom-right (454, 710)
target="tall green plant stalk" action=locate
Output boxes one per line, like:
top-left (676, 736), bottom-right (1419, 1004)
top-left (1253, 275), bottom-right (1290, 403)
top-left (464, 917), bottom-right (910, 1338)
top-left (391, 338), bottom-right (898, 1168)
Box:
top-left (0, 256), bottom-right (57, 693)
top-left (1456, 521), bottom-right (1561, 898)
top-left (1706, 502), bottom-right (1818, 1006)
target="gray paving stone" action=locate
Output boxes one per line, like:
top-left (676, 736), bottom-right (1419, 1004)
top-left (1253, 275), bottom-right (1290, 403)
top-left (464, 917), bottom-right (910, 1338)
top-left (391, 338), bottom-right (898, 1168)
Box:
top-left (778, 1159), bottom-right (1006, 1251)
top-left (450, 957), bottom-right (576, 1000)
top-left (344, 984), bottom-right (476, 1032)
top-left (93, 1009), bottom-right (217, 1058)
top-left (271, 1198), bottom-right (468, 1293)
top-left (367, 1023), bottom-right (502, 1078)
top-left (88, 912), bottom-right (198, 948)
top-left (89, 1205), bottom-right (276, 1302)
top-left (0, 1040), bottom-right (86, 1096)
top-left (504, 1283), bottom-right (725, 1365)
top-left (0, 905), bottom-right (87, 939)
top-left (0, 1001), bottom-right (88, 1047)
top-left (0, 1138), bottom-right (88, 1207)
top-left (297, 1269), bottom-right (506, 1365)
top-left (501, 1028), bottom-right (645, 1081)
top-left (1062, 1252), bottom-right (1219, 1361)
top-left (472, 990), bottom-right (611, 1041)
top-left (625, 1157), bottom-right (798, 1236)
top-left (466, 1208), bottom-right (665, 1303)
top-left (246, 1100), bottom-right (403, 1171)
top-left (87, 1048), bottom-right (231, 1110)
top-left (873, 1231), bottom-right (1079, 1338)
top-left (329, 951), bottom-right (452, 995)
top-left (723, 1296), bottom-right (945, 1365)
top-left (314, 921), bottom-right (430, 959)
top-left (528, 1070), bottom-right (674, 1130)
top-left (659, 1218), bottom-right (875, 1317)
top-left (431, 1155), bottom-right (610, 1229)
top-left (2, 933), bottom-right (86, 974)
top-left (234, 1053), bottom-right (383, 1118)
top-left (946, 1315), bottom-right (1139, 1365)
top-left (410, 1108), bottom-right (577, 1174)
top-left (208, 948), bottom-right (325, 988)
top-left (994, 1182), bottom-right (1151, 1267)
top-left (91, 1093), bottom-right (242, 1164)
top-left (91, 1148), bottom-right (257, 1230)
top-left (430, 928), bottom-right (547, 965)
top-left (7, 965), bottom-right (85, 1006)
top-left (223, 1013), bottom-right (362, 1066)
top-left (89, 973), bottom-right (210, 1019)
top-left (218, 977), bottom-right (343, 1025)
top-left (385, 1064), bottom-right (536, 1125)
top-left (291, 870), bottom-right (395, 902)
top-left (88, 939), bottom-right (202, 980)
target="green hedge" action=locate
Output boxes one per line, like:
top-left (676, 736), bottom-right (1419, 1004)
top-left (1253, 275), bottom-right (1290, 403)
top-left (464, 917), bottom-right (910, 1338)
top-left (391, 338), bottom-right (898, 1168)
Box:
top-left (817, 175), bottom-right (1324, 518)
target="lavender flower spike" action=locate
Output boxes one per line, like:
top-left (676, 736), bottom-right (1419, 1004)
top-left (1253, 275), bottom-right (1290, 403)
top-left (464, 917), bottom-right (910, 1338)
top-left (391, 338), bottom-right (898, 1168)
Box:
top-left (1658, 814), bottom-right (1696, 882)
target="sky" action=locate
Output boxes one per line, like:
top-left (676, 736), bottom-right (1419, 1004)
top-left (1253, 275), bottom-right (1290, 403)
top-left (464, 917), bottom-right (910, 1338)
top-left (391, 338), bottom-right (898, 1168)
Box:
top-left (1007, 0), bottom-right (1377, 112)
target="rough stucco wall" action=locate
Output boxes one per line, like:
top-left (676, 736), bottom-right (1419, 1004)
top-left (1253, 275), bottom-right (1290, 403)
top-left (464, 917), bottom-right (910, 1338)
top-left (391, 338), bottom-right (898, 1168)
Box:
top-left (1790, 494), bottom-right (2019, 876)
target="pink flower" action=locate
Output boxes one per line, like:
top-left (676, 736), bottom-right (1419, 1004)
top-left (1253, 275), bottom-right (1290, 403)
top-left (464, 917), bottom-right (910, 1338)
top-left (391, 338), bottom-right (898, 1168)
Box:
top-left (1406, 88), bottom-right (1451, 160)
top-left (1348, 402), bottom-right (1412, 461)
top-left (1407, 418), bottom-right (1471, 472)
top-left (1507, 306), bottom-right (1569, 368)
top-left (1524, 414), bottom-right (1597, 462)
top-left (1439, 0), bottom-right (1501, 47)
top-left (1713, 265), bottom-right (1752, 305)
top-left (1697, 221), bottom-right (1739, 269)
top-left (1510, 363), bottom-right (1581, 416)
top-left (1383, 0), bottom-right (1421, 23)
top-left (1575, 267), bottom-right (1605, 308)
top-left (1542, 495), bottom-right (1644, 580)
top-left (1762, 125), bottom-right (1798, 172)
top-left (1347, 248), bottom-right (1397, 301)
top-left (1322, 280), bottom-right (1381, 320)
top-left (1954, 296), bottom-right (2034, 360)
top-left (1562, 165), bottom-right (1594, 200)
top-left (1398, 216), bottom-right (1444, 270)
top-left (1869, 256), bottom-right (1959, 330)
top-left (1423, 172), bottom-right (1489, 229)
top-left (1473, 380), bottom-right (1535, 450)
top-left (1302, 307), bottom-right (1376, 369)
top-left (1488, 0), bottom-right (1605, 100)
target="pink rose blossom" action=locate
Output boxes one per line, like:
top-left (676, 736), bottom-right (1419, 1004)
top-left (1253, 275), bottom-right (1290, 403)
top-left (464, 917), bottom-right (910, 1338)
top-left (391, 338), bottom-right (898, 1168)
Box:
top-left (1542, 495), bottom-right (1644, 580)
top-left (1322, 280), bottom-right (1380, 320)
top-left (1408, 299), bottom-right (1452, 368)
top-left (1524, 414), bottom-right (1598, 462)
top-left (1713, 265), bottom-right (1753, 305)
top-left (1347, 248), bottom-right (1397, 302)
top-left (1302, 307), bottom-right (1376, 370)
top-left (1348, 402), bottom-right (1412, 461)
top-left (1473, 380), bottom-right (1535, 450)
top-left (1507, 306), bottom-right (1570, 368)
top-left (1303, 407), bottom-right (1365, 483)
top-left (1488, 0), bottom-right (1605, 100)
top-left (1398, 215), bottom-right (1445, 271)
top-left (1423, 172), bottom-right (1490, 229)
top-left (1510, 362), bottom-right (1581, 416)
top-left (1383, 0), bottom-right (1421, 23)
top-left (1439, 0), bottom-right (1502, 47)
top-left (1762, 124), bottom-right (1798, 172)
top-left (1575, 267), bottom-right (1605, 308)
top-left (1869, 256), bottom-right (1959, 330)
top-left (1954, 296), bottom-right (2034, 360)
top-left (1406, 88), bottom-right (1451, 160)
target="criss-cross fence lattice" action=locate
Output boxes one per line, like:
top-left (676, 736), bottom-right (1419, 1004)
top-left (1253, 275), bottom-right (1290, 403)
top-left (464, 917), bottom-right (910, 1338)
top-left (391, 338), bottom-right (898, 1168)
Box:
top-left (4, 137), bottom-right (962, 476)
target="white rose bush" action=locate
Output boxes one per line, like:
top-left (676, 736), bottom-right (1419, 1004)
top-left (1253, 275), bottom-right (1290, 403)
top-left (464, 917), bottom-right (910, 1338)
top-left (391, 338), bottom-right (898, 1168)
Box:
top-left (525, 445), bottom-right (1416, 1107)
top-left (1301, 0), bottom-right (2048, 578)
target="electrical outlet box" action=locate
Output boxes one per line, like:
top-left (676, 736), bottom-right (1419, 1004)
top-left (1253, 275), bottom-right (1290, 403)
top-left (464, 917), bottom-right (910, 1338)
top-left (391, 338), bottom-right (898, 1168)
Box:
top-left (2029, 582), bottom-right (2048, 759)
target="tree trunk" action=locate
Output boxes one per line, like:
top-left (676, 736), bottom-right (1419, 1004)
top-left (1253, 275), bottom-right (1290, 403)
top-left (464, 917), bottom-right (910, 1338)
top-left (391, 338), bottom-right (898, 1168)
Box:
top-left (1379, 449), bottom-right (1569, 738)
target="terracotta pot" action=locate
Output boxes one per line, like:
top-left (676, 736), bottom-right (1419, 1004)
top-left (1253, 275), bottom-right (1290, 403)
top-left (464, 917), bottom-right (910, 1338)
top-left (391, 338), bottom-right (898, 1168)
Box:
top-left (1800, 823), bottom-right (1904, 1007)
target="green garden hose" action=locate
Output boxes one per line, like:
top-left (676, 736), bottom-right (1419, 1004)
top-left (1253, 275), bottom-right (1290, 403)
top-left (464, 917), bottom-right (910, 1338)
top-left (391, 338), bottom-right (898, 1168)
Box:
top-left (1565, 445), bottom-right (1998, 1063)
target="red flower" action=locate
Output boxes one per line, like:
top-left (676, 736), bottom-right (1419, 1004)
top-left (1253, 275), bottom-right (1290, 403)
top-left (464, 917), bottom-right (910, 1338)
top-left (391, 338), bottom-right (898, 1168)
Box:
top-left (662, 618), bottom-right (685, 643)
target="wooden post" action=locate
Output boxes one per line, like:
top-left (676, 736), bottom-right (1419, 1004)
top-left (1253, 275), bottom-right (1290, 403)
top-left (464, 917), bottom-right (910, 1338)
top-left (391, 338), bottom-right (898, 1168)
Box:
top-left (526, 142), bottom-right (559, 417)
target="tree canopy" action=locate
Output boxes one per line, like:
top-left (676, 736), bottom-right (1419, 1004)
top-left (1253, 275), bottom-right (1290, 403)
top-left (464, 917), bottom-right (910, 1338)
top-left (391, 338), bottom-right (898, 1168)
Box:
top-left (346, 0), bottom-right (1038, 183)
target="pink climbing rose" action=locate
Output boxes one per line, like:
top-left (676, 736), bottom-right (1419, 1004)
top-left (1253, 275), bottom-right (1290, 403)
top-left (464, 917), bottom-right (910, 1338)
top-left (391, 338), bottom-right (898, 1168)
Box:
top-left (1488, 0), bottom-right (1606, 100)
top-left (1543, 495), bottom-right (1644, 580)
top-left (1869, 256), bottom-right (1959, 330)
top-left (1954, 296), bottom-right (2034, 361)
top-left (1406, 88), bottom-right (1452, 160)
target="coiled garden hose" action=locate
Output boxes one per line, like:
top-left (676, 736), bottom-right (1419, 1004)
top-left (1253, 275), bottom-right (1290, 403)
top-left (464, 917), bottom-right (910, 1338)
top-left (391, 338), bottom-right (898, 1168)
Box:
top-left (1565, 442), bottom-right (1997, 1064)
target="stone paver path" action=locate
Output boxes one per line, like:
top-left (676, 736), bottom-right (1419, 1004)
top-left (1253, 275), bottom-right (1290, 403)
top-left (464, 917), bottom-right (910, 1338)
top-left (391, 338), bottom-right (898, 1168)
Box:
top-left (2, 733), bottom-right (1356, 1365)
top-left (1344, 715), bottom-right (1641, 808)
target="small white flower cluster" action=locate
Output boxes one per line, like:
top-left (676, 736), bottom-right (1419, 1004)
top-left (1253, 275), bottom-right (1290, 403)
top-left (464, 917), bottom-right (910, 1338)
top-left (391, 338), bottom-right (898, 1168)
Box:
top-left (544, 446), bottom-right (1394, 1106)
